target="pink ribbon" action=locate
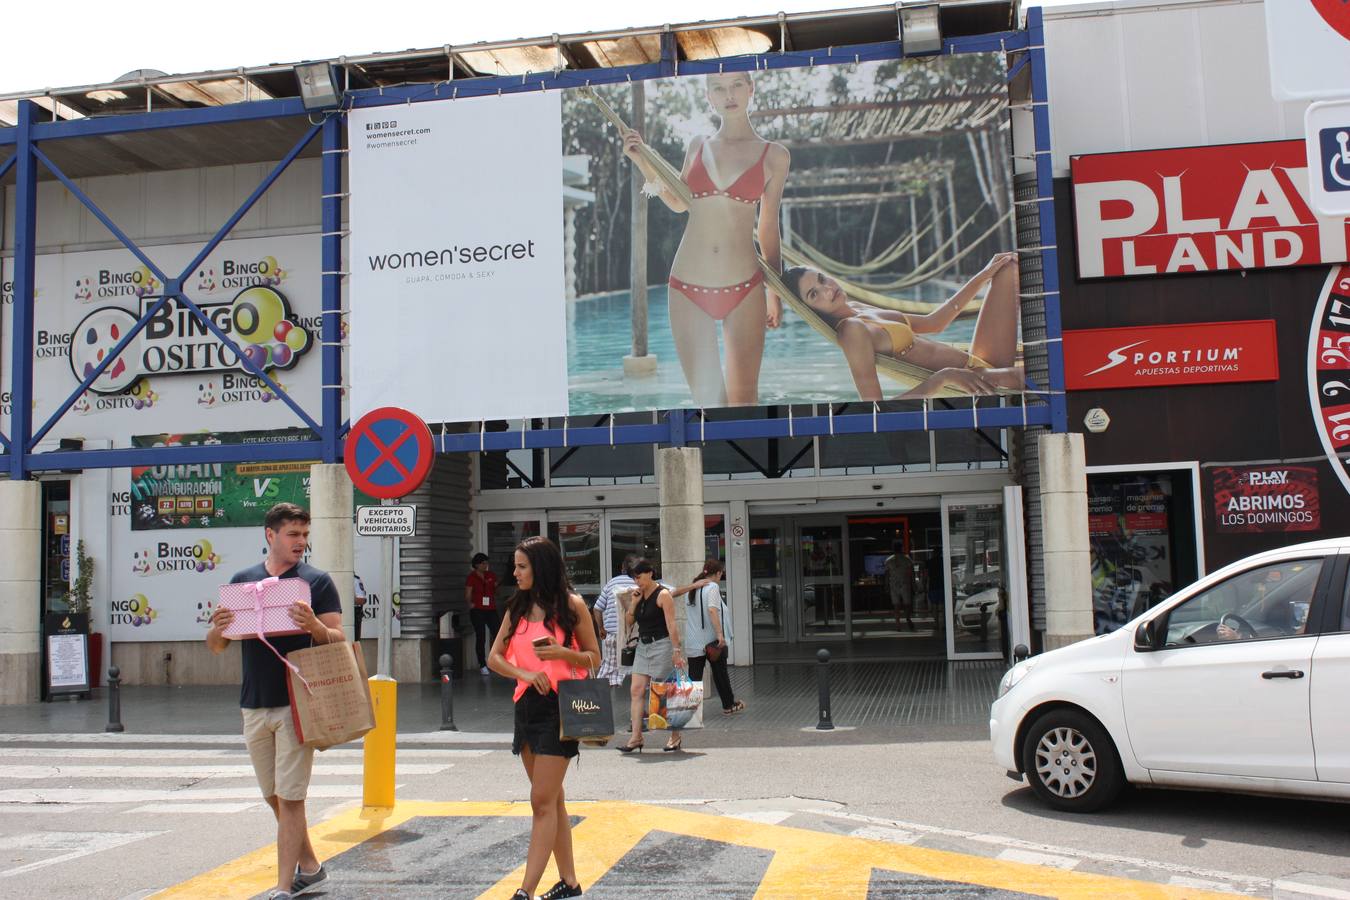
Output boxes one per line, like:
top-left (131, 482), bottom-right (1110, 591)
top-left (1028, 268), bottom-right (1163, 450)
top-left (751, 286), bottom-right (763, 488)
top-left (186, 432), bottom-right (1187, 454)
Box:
top-left (251, 577), bottom-right (312, 695)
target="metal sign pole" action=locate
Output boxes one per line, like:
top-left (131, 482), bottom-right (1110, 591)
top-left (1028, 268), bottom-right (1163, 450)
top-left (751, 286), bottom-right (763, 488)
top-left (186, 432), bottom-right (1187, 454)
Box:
top-left (377, 496), bottom-right (395, 679)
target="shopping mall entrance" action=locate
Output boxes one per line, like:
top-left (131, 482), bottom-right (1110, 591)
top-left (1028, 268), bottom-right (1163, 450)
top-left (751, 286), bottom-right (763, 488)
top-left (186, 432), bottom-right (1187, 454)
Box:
top-left (474, 490), bottom-right (1021, 666)
top-left (748, 497), bottom-right (1015, 663)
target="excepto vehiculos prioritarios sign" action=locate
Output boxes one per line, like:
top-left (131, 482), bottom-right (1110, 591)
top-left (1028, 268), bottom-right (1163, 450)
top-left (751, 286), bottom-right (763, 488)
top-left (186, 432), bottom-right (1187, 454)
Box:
top-left (1071, 140), bottom-right (1349, 279)
top-left (1063, 320), bottom-right (1279, 390)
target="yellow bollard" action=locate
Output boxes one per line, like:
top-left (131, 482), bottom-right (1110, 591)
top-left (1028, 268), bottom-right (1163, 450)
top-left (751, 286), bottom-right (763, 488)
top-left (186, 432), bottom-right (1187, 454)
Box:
top-left (363, 676), bottom-right (398, 808)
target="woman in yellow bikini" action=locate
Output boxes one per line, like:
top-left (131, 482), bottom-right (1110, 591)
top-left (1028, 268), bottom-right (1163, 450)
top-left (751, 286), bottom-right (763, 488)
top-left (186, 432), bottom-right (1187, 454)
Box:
top-left (621, 71), bottom-right (790, 407)
top-left (783, 251), bottom-right (1024, 400)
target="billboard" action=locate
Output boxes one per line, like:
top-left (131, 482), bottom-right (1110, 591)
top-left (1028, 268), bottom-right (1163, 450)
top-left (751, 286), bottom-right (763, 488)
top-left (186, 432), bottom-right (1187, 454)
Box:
top-left (349, 55), bottom-right (1020, 421)
top-left (0, 235), bottom-right (324, 445)
top-left (1070, 141), bottom-right (1350, 280)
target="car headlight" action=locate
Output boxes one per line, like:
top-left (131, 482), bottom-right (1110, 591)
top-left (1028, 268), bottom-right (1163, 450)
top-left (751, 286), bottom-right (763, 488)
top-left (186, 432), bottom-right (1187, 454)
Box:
top-left (998, 660), bottom-right (1035, 698)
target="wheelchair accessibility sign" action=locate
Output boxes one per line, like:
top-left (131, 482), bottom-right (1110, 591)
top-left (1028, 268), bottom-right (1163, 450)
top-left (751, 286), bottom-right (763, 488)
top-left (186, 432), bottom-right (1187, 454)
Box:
top-left (1306, 99), bottom-right (1350, 216)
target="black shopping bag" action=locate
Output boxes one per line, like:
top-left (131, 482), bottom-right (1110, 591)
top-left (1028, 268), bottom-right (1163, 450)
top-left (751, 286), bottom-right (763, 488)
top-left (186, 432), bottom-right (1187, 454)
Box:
top-left (558, 676), bottom-right (615, 743)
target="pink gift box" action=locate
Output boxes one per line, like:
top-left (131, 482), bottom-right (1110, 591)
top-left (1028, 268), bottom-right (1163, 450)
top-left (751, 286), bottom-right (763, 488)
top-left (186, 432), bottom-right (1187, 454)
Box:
top-left (218, 576), bottom-right (311, 639)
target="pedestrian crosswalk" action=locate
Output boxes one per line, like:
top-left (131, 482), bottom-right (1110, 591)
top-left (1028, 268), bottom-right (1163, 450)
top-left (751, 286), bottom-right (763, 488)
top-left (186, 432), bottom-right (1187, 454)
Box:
top-left (0, 734), bottom-right (488, 815)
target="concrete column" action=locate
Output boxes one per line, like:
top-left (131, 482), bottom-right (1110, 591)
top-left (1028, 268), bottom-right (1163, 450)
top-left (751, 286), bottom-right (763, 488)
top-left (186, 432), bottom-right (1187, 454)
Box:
top-left (726, 499), bottom-right (751, 666)
top-left (658, 448), bottom-right (704, 650)
top-left (309, 464), bottom-right (355, 641)
top-left (1038, 433), bottom-right (1093, 650)
top-left (0, 481), bottom-right (42, 704)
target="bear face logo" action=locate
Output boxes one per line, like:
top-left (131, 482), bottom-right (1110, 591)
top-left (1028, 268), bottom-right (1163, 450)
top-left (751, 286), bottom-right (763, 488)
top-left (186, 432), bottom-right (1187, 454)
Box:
top-left (68, 307), bottom-right (141, 394)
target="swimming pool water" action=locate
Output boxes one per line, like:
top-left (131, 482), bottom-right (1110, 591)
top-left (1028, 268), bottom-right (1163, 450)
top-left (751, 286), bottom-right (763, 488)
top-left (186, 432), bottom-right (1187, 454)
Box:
top-left (566, 282), bottom-right (978, 415)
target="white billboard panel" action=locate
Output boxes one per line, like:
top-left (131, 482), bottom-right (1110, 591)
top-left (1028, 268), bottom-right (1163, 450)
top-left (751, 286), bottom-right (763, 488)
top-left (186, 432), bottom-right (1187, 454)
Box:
top-left (348, 93), bottom-right (568, 423)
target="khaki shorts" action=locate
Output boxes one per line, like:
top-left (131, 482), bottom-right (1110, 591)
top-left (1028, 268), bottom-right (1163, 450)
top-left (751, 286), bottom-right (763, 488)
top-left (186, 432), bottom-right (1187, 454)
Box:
top-left (242, 706), bottom-right (315, 801)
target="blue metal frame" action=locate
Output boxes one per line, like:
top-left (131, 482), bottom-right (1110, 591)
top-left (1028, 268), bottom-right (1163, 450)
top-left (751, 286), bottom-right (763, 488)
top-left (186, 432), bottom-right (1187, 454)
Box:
top-left (2, 22), bottom-right (1063, 475)
top-left (1026, 7), bottom-right (1068, 434)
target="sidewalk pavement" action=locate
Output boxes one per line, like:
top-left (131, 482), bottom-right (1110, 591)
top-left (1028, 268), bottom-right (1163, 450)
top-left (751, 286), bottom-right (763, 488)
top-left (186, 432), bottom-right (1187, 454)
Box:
top-left (0, 660), bottom-right (1002, 746)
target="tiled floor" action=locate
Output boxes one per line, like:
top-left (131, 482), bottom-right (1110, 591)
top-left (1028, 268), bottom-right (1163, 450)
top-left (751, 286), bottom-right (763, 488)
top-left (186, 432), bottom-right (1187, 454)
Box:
top-left (0, 660), bottom-right (1003, 738)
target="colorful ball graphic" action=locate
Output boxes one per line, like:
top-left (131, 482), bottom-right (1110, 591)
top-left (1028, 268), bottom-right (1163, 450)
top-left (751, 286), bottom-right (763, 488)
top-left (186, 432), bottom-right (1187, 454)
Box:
top-left (259, 256), bottom-right (278, 276)
top-left (273, 320), bottom-right (293, 342)
top-left (242, 343), bottom-right (270, 370)
top-left (271, 344), bottom-right (292, 367)
top-left (231, 286), bottom-right (287, 345)
top-left (284, 327), bottom-right (307, 352)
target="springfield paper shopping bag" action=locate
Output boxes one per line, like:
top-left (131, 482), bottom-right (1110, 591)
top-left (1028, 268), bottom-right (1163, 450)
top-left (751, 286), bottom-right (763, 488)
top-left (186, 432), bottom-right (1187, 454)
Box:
top-left (558, 676), bottom-right (615, 743)
top-left (218, 576), bottom-right (310, 639)
top-left (286, 642), bottom-right (376, 749)
top-left (644, 672), bottom-right (704, 731)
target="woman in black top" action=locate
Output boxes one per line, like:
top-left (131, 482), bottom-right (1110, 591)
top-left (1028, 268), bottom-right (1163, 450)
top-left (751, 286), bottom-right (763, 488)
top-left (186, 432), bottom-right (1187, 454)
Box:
top-left (618, 558), bottom-right (684, 752)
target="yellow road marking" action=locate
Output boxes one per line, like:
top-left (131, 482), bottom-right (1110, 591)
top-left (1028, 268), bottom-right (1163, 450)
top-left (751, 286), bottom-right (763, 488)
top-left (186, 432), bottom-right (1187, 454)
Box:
top-left (155, 800), bottom-right (1239, 900)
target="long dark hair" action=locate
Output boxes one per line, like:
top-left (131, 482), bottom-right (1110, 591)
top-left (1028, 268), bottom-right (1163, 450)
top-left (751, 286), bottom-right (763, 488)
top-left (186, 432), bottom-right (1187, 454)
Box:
top-left (695, 558), bottom-right (725, 582)
top-left (505, 536), bottom-right (577, 642)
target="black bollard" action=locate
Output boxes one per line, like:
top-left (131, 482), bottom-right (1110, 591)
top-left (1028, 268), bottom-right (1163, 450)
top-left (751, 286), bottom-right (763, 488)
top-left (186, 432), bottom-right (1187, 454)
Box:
top-left (105, 666), bottom-right (125, 733)
top-left (438, 654), bottom-right (458, 732)
top-left (815, 648), bottom-right (834, 731)
top-left (1013, 643), bottom-right (1030, 664)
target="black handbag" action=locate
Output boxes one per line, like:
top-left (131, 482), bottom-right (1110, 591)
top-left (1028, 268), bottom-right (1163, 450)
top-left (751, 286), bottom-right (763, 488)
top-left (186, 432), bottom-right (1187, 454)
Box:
top-left (620, 636), bottom-right (638, 667)
top-left (558, 675), bottom-right (615, 743)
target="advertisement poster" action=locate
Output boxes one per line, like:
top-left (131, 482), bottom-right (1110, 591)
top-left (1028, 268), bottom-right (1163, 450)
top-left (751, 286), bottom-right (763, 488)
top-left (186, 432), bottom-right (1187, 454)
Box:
top-left (347, 54), bottom-right (1020, 421)
top-left (347, 91), bottom-right (568, 424)
top-left (109, 522), bottom-right (393, 643)
top-left (0, 235), bottom-right (323, 448)
top-left (1088, 477), bottom-right (1174, 634)
top-left (129, 430), bottom-right (318, 530)
top-left (1212, 465), bottom-right (1320, 533)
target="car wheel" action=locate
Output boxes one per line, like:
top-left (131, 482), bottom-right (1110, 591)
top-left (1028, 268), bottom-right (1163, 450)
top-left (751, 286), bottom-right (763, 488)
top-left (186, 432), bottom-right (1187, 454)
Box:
top-left (1019, 708), bottom-right (1125, 813)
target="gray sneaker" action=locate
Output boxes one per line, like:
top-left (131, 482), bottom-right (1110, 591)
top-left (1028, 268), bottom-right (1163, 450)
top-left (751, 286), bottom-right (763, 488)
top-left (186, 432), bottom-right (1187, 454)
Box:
top-left (291, 863), bottom-right (328, 896)
top-left (266, 892), bottom-right (292, 900)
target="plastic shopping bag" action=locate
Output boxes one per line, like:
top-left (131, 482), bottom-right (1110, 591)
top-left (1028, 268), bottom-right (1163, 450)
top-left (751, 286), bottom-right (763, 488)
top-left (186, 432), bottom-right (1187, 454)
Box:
top-left (644, 671), bottom-right (704, 731)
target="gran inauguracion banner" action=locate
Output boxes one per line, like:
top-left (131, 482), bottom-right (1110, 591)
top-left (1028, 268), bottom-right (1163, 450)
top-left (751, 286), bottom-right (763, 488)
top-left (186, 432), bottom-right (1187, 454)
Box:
top-left (348, 54), bottom-right (1018, 422)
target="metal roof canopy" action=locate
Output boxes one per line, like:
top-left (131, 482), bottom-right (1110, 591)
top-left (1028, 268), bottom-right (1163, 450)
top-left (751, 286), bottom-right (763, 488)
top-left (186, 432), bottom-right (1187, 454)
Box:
top-left (0, 2), bottom-right (1067, 476)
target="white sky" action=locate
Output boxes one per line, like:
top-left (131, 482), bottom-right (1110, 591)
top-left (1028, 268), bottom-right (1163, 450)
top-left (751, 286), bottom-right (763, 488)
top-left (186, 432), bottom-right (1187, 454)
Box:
top-left (0, 0), bottom-right (1071, 96)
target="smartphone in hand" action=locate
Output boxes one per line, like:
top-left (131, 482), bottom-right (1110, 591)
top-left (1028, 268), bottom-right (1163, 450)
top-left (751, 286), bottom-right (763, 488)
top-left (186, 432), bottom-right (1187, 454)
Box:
top-left (532, 635), bottom-right (552, 650)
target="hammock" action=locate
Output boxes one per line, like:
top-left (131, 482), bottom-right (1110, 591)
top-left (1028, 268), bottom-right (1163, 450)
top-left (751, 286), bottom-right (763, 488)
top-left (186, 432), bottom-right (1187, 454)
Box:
top-left (582, 87), bottom-right (1010, 400)
top-left (790, 214), bottom-right (935, 276)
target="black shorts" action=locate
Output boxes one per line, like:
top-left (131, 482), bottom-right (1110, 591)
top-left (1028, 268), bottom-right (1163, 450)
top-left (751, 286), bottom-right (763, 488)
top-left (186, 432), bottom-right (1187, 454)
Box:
top-left (513, 689), bottom-right (579, 759)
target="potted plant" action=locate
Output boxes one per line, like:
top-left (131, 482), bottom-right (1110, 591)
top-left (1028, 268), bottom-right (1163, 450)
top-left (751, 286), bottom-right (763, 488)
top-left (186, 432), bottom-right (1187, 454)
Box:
top-left (63, 540), bottom-right (101, 686)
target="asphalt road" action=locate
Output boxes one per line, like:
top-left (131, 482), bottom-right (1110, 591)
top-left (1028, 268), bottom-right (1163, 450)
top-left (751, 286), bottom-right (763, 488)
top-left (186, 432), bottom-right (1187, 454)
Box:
top-left (2, 726), bottom-right (1348, 898)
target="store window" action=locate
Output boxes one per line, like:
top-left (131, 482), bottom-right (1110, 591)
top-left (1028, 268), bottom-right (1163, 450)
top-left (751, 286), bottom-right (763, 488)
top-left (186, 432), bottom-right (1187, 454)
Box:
top-left (1087, 470), bottom-right (1199, 634)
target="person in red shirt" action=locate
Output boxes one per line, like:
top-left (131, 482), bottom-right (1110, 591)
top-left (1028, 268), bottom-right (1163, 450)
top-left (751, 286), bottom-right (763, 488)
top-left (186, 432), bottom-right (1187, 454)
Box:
top-left (465, 553), bottom-right (500, 675)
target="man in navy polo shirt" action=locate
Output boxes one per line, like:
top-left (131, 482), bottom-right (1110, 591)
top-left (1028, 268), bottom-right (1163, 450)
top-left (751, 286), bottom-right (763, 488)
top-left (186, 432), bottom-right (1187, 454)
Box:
top-left (206, 502), bottom-right (343, 900)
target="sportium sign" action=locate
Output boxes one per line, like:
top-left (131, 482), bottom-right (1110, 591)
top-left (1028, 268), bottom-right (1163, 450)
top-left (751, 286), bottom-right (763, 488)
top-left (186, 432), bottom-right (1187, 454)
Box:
top-left (1071, 141), bottom-right (1350, 279)
top-left (1063, 320), bottom-right (1279, 390)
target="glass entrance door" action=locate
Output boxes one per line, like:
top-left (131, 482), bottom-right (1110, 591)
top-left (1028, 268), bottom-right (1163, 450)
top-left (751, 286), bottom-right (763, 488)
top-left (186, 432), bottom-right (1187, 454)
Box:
top-left (797, 520), bottom-right (847, 640)
top-left (943, 496), bottom-right (1007, 660)
top-left (548, 513), bottom-right (602, 599)
top-left (750, 521), bottom-right (789, 642)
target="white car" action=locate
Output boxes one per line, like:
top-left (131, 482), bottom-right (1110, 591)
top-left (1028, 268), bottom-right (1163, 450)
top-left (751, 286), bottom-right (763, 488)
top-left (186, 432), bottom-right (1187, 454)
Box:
top-left (991, 537), bottom-right (1350, 812)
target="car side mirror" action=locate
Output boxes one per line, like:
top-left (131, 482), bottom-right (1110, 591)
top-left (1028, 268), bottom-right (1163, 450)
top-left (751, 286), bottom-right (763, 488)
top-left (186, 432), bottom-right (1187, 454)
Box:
top-left (1134, 620), bottom-right (1158, 652)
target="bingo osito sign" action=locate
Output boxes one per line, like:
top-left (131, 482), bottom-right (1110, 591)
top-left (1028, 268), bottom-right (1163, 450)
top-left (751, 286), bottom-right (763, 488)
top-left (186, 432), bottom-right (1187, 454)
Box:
top-left (1212, 466), bottom-right (1320, 533)
top-left (1071, 141), bottom-right (1350, 279)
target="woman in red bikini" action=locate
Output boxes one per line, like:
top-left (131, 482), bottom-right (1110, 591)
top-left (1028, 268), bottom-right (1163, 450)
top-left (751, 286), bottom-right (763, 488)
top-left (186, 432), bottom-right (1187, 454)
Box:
top-left (622, 71), bottom-right (790, 407)
top-left (783, 252), bottom-right (1025, 400)
top-left (488, 536), bottom-right (600, 900)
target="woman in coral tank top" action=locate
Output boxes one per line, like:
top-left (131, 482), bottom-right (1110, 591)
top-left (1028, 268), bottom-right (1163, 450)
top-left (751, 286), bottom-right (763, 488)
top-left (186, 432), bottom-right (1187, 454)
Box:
top-left (488, 536), bottom-right (599, 900)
